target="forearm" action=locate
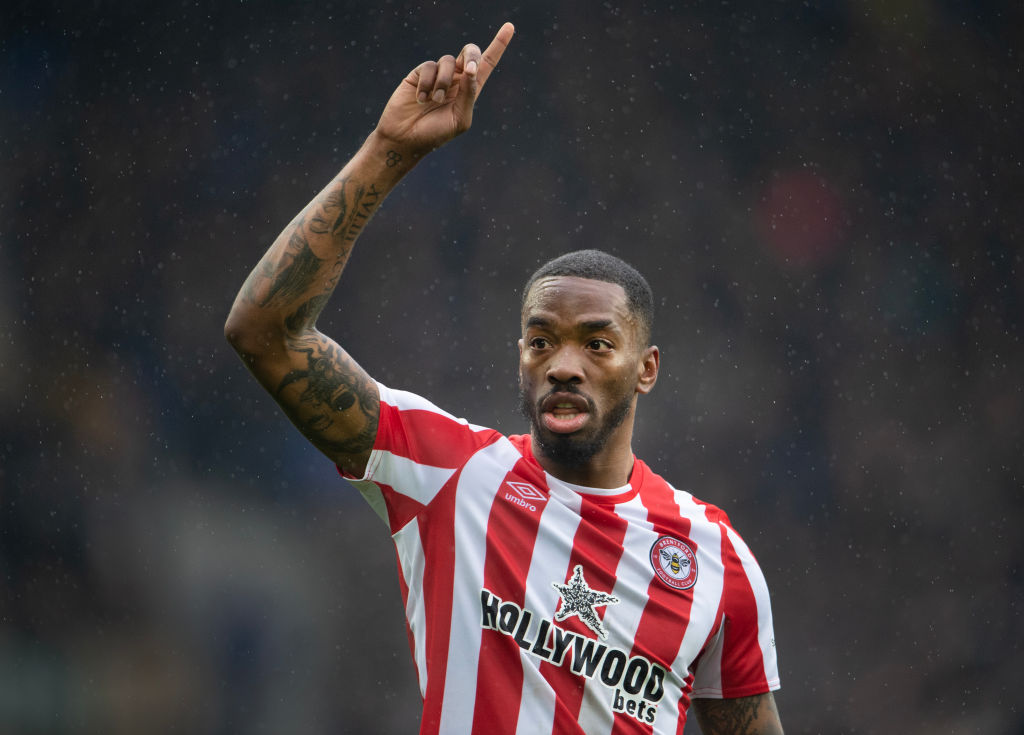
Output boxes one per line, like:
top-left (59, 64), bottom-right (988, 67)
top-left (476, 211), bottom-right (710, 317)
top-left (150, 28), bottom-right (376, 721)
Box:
top-left (223, 25), bottom-right (511, 473)
top-left (225, 131), bottom-right (415, 351)
top-left (693, 692), bottom-right (784, 735)
top-left (226, 22), bottom-right (513, 353)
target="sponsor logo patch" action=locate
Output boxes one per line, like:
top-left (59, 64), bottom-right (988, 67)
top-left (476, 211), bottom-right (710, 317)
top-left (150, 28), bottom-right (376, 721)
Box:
top-left (650, 536), bottom-right (698, 590)
top-left (502, 481), bottom-right (546, 512)
top-left (507, 481), bottom-right (544, 501)
top-left (552, 565), bottom-right (619, 640)
top-left (480, 582), bottom-right (665, 725)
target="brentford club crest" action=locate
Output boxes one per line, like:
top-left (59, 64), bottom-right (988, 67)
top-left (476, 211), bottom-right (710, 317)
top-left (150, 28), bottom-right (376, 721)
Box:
top-left (650, 536), bottom-right (698, 591)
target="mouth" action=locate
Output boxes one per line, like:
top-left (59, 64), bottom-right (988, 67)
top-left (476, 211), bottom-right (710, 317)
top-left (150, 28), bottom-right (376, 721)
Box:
top-left (539, 391), bottom-right (592, 434)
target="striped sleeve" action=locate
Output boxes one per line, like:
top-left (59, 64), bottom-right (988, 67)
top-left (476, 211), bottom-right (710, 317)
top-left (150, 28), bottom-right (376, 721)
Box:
top-left (690, 513), bottom-right (780, 699)
top-left (340, 382), bottom-right (501, 533)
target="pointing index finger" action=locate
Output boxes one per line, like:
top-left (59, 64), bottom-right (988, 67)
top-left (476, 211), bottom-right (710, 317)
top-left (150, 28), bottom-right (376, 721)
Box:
top-left (474, 21), bottom-right (515, 89)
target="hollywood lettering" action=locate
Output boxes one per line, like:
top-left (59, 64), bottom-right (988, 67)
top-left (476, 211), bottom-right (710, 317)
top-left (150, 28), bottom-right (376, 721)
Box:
top-left (480, 588), bottom-right (666, 723)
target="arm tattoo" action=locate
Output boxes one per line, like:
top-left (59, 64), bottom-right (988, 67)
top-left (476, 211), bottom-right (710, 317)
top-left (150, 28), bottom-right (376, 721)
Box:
top-left (331, 181), bottom-right (382, 244)
top-left (284, 294), bottom-right (330, 334)
top-left (308, 178), bottom-right (382, 244)
top-left (258, 221), bottom-right (324, 308)
top-left (231, 164), bottom-right (394, 469)
top-left (694, 693), bottom-right (783, 735)
top-left (242, 178), bottom-right (385, 331)
top-left (308, 178), bottom-right (355, 238)
top-left (276, 334), bottom-right (379, 456)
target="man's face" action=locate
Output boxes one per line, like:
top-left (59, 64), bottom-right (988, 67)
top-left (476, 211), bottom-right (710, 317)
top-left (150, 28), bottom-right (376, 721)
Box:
top-left (518, 276), bottom-right (655, 468)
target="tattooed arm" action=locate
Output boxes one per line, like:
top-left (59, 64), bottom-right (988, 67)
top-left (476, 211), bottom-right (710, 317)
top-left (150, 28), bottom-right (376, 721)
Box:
top-left (692, 692), bottom-right (784, 735)
top-left (225, 23), bottom-right (514, 476)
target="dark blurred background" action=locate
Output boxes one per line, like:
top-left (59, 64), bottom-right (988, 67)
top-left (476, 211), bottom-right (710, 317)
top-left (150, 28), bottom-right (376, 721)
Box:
top-left (2, 1), bottom-right (1021, 733)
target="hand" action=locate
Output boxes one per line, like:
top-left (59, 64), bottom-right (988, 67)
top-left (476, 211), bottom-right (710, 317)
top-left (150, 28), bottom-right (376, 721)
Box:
top-left (374, 22), bottom-right (515, 156)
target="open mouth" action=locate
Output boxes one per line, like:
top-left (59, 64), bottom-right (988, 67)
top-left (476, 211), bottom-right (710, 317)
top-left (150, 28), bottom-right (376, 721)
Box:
top-left (539, 391), bottom-right (592, 434)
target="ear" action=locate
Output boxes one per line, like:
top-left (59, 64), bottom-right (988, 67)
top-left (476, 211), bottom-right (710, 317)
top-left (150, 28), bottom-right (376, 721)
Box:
top-left (635, 345), bottom-right (659, 395)
top-left (517, 337), bottom-right (525, 384)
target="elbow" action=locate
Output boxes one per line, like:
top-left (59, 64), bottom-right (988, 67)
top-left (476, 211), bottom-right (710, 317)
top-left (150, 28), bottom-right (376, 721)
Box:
top-left (224, 305), bottom-right (283, 358)
top-left (223, 306), bottom-right (248, 345)
top-left (223, 306), bottom-right (248, 348)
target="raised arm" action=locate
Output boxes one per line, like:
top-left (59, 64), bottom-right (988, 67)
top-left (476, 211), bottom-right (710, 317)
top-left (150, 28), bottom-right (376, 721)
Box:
top-left (225, 23), bottom-right (514, 475)
top-left (692, 692), bottom-right (784, 735)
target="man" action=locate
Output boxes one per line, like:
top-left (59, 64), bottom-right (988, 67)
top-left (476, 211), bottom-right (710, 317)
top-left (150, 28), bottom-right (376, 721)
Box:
top-left (225, 22), bottom-right (783, 734)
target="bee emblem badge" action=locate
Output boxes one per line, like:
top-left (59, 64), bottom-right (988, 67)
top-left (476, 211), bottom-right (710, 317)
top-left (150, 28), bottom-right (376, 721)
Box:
top-left (650, 536), bottom-right (698, 591)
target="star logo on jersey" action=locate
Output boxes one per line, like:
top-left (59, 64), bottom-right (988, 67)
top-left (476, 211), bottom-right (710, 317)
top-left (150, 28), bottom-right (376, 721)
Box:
top-left (552, 565), bottom-right (619, 640)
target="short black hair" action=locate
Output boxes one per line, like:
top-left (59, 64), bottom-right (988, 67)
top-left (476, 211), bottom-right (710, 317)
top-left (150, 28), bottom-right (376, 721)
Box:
top-left (521, 249), bottom-right (654, 345)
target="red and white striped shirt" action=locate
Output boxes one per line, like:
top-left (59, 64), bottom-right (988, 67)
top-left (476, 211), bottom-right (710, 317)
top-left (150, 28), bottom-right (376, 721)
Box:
top-left (343, 383), bottom-right (780, 734)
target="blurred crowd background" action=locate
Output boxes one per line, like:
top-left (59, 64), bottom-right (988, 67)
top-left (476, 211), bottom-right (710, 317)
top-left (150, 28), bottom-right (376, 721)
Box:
top-left (2, 1), bottom-right (1021, 733)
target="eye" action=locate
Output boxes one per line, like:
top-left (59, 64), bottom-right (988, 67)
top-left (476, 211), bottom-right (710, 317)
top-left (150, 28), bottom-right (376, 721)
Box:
top-left (587, 339), bottom-right (613, 351)
top-left (529, 336), bottom-right (551, 350)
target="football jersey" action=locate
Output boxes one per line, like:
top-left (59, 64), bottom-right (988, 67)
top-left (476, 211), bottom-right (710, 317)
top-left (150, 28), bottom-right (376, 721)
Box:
top-left (342, 382), bottom-right (780, 734)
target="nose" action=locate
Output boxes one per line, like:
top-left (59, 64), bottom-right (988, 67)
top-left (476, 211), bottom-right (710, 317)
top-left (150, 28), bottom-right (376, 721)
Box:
top-left (546, 345), bottom-right (585, 385)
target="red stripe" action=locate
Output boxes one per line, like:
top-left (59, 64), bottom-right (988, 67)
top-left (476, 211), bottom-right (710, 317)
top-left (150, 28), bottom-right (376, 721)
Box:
top-left (393, 550), bottom-right (420, 693)
top-left (470, 458), bottom-right (548, 734)
top-left (377, 401), bottom-right (499, 468)
top-left (716, 528), bottom-right (769, 697)
top-left (414, 473), bottom-right (463, 735)
top-left (674, 670), bottom-right (696, 735)
top-left (375, 481), bottom-right (427, 532)
top-left (370, 402), bottom-right (503, 734)
top-left (623, 460), bottom-right (698, 733)
top-left (541, 491), bottom-right (630, 733)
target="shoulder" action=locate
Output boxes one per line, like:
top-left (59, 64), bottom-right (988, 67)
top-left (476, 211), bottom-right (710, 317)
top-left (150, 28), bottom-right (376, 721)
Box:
top-left (645, 462), bottom-right (748, 527)
top-left (633, 460), bottom-right (734, 527)
top-left (634, 461), bottom-right (767, 573)
top-left (505, 433), bottom-right (533, 456)
top-left (371, 381), bottom-right (509, 465)
top-left (376, 382), bottom-right (495, 431)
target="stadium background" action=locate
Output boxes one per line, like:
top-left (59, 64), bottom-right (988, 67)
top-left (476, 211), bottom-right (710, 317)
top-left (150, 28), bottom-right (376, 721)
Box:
top-left (2, 1), bottom-right (1021, 732)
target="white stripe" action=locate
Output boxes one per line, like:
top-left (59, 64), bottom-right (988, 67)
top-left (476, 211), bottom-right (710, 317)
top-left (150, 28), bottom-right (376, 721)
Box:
top-left (393, 520), bottom-right (429, 695)
top-left (543, 473), bottom-right (585, 514)
top-left (364, 450), bottom-right (456, 509)
top-left (515, 663), bottom-right (557, 735)
top-left (663, 491), bottom-right (726, 717)
top-left (687, 503), bottom-right (747, 699)
top-left (688, 623), bottom-right (724, 698)
top-left (514, 481), bottom-right (583, 735)
top-left (437, 438), bottom-right (524, 734)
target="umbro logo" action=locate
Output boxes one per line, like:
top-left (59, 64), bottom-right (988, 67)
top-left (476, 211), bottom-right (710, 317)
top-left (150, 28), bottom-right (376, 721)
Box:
top-left (503, 481), bottom-right (546, 512)
top-left (508, 481), bottom-right (545, 501)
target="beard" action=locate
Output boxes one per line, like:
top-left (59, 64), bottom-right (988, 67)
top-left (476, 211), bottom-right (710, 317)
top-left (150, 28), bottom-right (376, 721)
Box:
top-left (519, 384), bottom-right (634, 468)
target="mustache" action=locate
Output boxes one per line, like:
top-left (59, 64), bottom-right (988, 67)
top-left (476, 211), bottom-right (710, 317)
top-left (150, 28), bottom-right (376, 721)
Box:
top-left (538, 384), bottom-right (595, 412)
